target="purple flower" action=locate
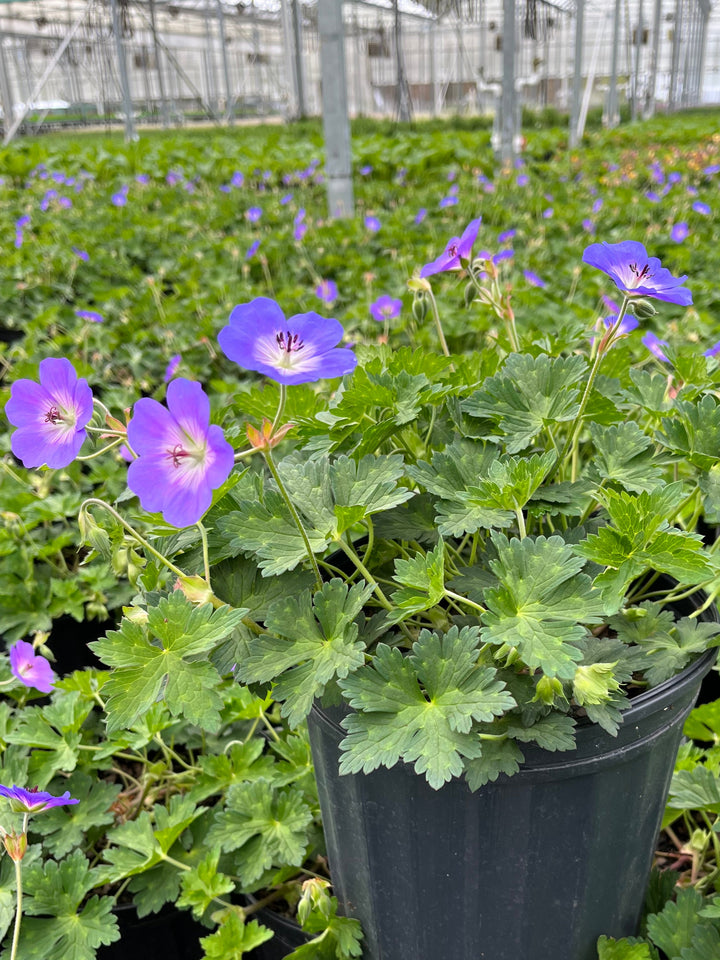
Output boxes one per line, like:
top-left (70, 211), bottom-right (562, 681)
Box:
top-left (315, 279), bottom-right (338, 304)
top-left (439, 196), bottom-right (458, 208)
top-left (5, 358), bottom-right (93, 469)
top-left (365, 215), bottom-right (381, 233)
top-left (420, 217), bottom-right (482, 278)
top-left (218, 296), bottom-right (357, 387)
top-left (246, 240), bottom-right (260, 259)
top-left (704, 341), bottom-right (720, 359)
top-left (164, 354), bottom-right (181, 383)
top-left (111, 185), bottom-right (128, 207)
top-left (58, 197), bottom-right (72, 209)
top-left (414, 208), bottom-right (427, 225)
top-left (359, 165), bottom-right (373, 176)
top-left (645, 191), bottom-right (660, 203)
top-left (280, 193), bottom-right (293, 205)
top-left (75, 309), bottom-right (103, 324)
top-left (687, 186), bottom-right (699, 197)
top-left (582, 240), bottom-right (692, 305)
top-left (703, 164), bottom-right (720, 176)
top-left (642, 331), bottom-right (670, 362)
top-left (126, 379), bottom-right (234, 528)
top-left (542, 208), bottom-right (554, 219)
top-left (603, 313), bottom-right (639, 337)
top-left (498, 229), bottom-right (516, 244)
top-left (592, 199), bottom-right (603, 214)
top-left (668, 172), bottom-right (682, 184)
top-left (231, 171), bottom-right (244, 188)
top-left (370, 295), bottom-right (402, 322)
top-left (523, 270), bottom-right (545, 288)
top-left (9, 641), bottom-right (55, 693)
top-left (0, 785), bottom-right (79, 815)
top-left (693, 201), bottom-right (711, 215)
top-left (72, 247), bottom-right (89, 261)
top-left (582, 219), bottom-right (596, 234)
top-left (246, 207), bottom-right (262, 223)
top-left (517, 174), bottom-right (529, 187)
top-left (493, 249), bottom-right (514, 264)
top-left (671, 222), bottom-right (689, 243)
top-left (16, 215), bottom-right (30, 230)
top-left (136, 174), bottom-right (150, 184)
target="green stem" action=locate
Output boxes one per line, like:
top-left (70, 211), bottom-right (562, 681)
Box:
top-left (76, 438), bottom-right (124, 461)
top-left (515, 506), bottom-right (527, 539)
top-left (263, 449), bottom-right (323, 591)
top-left (424, 285), bottom-right (451, 359)
top-left (196, 522), bottom-right (211, 584)
top-left (271, 384), bottom-right (287, 434)
top-left (554, 295), bottom-right (631, 482)
top-left (335, 540), bottom-right (393, 612)
top-left (10, 852), bottom-right (22, 960)
top-left (444, 589), bottom-right (486, 614)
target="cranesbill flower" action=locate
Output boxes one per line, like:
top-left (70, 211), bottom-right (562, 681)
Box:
top-left (524, 270), bottom-right (545, 288)
top-left (642, 331), bottom-right (669, 362)
top-left (542, 208), bottom-right (554, 219)
top-left (0, 785), bottom-right (79, 815)
top-left (246, 240), bottom-right (260, 259)
top-left (692, 201), bottom-right (711, 215)
top-left (126, 379), bottom-right (234, 528)
top-left (75, 309), bottom-right (103, 324)
top-left (671, 222), bottom-right (689, 243)
top-left (218, 296), bottom-right (357, 387)
top-left (5, 358), bottom-right (93, 469)
top-left (704, 341), bottom-right (720, 359)
top-left (439, 196), bottom-right (458, 208)
top-left (420, 217), bottom-right (482, 278)
top-left (315, 279), bottom-right (337, 304)
top-left (603, 313), bottom-right (639, 337)
top-left (365, 215), bottom-right (381, 233)
top-left (164, 354), bottom-right (181, 383)
top-left (246, 207), bottom-right (262, 223)
top-left (498, 229), bottom-right (516, 244)
top-left (231, 171), bottom-right (244, 188)
top-left (111, 185), bottom-right (128, 207)
top-left (592, 199), bottom-right (603, 213)
top-left (517, 174), bottom-right (529, 187)
top-left (72, 247), bottom-right (89, 261)
top-left (582, 240), bottom-right (692, 305)
top-left (9, 640), bottom-right (55, 693)
top-left (359, 165), bottom-right (373, 176)
top-left (414, 208), bottom-right (427, 225)
top-left (582, 219), bottom-right (595, 234)
top-left (370, 295), bottom-right (402, 322)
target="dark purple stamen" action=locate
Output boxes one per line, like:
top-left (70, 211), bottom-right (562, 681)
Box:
top-left (447, 242), bottom-right (459, 257)
top-left (630, 262), bottom-right (653, 282)
top-left (44, 405), bottom-right (62, 424)
top-left (276, 330), bottom-right (305, 353)
top-left (168, 443), bottom-right (189, 467)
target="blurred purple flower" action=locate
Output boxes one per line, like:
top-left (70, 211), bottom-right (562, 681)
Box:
top-left (642, 332), bottom-right (669, 362)
top-left (668, 172), bottom-right (682, 185)
top-left (704, 341), bottom-right (720, 358)
top-left (517, 174), bottom-right (529, 187)
top-left (414, 208), bottom-right (427, 225)
top-left (524, 270), bottom-right (545, 288)
top-left (439, 196), bottom-right (458, 208)
top-left (582, 240), bottom-right (692, 305)
top-left (5, 357), bottom-right (93, 469)
top-left (112, 186), bottom-right (128, 207)
top-left (75, 309), bottom-right (103, 324)
top-left (592, 199), bottom-right (603, 214)
top-left (365, 215), bottom-right (381, 233)
top-left (72, 247), bottom-right (89, 261)
top-left (9, 640), bottom-right (55, 693)
top-left (164, 354), bottom-right (181, 382)
top-left (582, 219), bottom-right (595, 234)
top-left (603, 313), bottom-right (639, 337)
top-left (136, 174), bottom-right (150, 184)
top-left (127, 379), bottom-right (234, 528)
top-left (246, 207), bottom-right (262, 223)
top-left (231, 171), bottom-right (244, 188)
top-left (246, 239), bottom-right (260, 259)
top-left (671, 222), bottom-right (689, 243)
top-left (703, 164), bottom-right (720, 175)
top-left (280, 193), bottom-right (293, 205)
top-left (0, 785), bottom-right (78, 814)
top-left (359, 165), bottom-right (373, 176)
top-left (218, 296), bottom-right (356, 386)
top-left (687, 186), bottom-right (699, 196)
top-left (493, 249), bottom-right (514, 264)
top-left (420, 217), bottom-right (482, 278)
top-left (645, 191), bottom-right (660, 203)
top-left (542, 208), bottom-right (554, 219)
top-left (315, 279), bottom-right (338, 303)
top-left (498, 229), bottom-right (516, 244)
top-left (693, 201), bottom-right (711, 215)
top-left (370, 295), bottom-right (402, 322)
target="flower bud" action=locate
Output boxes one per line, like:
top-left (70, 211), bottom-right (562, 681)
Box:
top-left (175, 574), bottom-right (215, 605)
top-left (573, 663), bottom-right (621, 706)
top-left (411, 291), bottom-right (429, 323)
top-left (297, 878), bottom-right (332, 926)
top-left (532, 675), bottom-right (565, 705)
top-left (630, 298), bottom-right (657, 320)
top-left (3, 832), bottom-right (27, 863)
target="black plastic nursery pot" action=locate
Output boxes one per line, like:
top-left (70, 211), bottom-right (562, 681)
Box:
top-left (307, 645), bottom-right (717, 960)
top-left (97, 904), bottom-right (206, 960)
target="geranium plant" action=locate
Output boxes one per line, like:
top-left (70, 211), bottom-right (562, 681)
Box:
top-left (5, 232), bottom-right (720, 950)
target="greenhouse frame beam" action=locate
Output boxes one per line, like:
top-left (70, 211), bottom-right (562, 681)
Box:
top-left (3, 0), bottom-right (94, 143)
top-left (499, 0), bottom-right (516, 164)
top-left (111, 0), bottom-right (136, 141)
top-left (569, 0), bottom-right (585, 148)
top-left (318, 0), bottom-right (354, 217)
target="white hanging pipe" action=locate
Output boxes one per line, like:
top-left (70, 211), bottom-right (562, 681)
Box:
top-left (577, 8), bottom-right (607, 140)
top-left (3, 0), bottom-right (94, 144)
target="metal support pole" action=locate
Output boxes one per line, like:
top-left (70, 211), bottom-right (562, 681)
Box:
top-left (499, 0), bottom-right (516, 164)
top-left (569, 0), bottom-right (584, 147)
top-left (318, 0), bottom-right (354, 218)
top-left (0, 35), bottom-right (14, 134)
top-left (645, 0), bottom-right (663, 117)
top-left (203, 3), bottom-right (218, 116)
top-left (669, 0), bottom-right (683, 110)
top-left (110, 0), bottom-right (136, 141)
top-left (696, 0), bottom-right (711, 107)
top-left (280, 0), bottom-right (298, 116)
top-left (149, 0), bottom-right (170, 127)
top-left (606, 0), bottom-right (622, 126)
top-left (631, 0), bottom-right (644, 120)
top-left (394, 0), bottom-right (412, 121)
top-left (291, 0), bottom-right (306, 117)
top-left (216, 0), bottom-right (233, 122)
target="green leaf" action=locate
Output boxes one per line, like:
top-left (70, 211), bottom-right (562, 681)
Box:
top-left (481, 535), bottom-right (606, 679)
top-left (684, 699), bottom-right (720, 741)
top-left (388, 540), bottom-right (446, 624)
top-left (339, 626), bottom-right (515, 789)
top-left (200, 914), bottom-right (273, 959)
top-left (638, 619), bottom-right (720, 687)
top-left (465, 451), bottom-right (557, 511)
top-left (5, 710), bottom-right (80, 786)
top-left (623, 368), bottom-right (673, 414)
top-left (596, 936), bottom-right (656, 960)
top-left (177, 851), bottom-right (235, 919)
top-left (645, 888), bottom-right (705, 959)
top-left (658, 395), bottom-right (720, 470)
top-left (507, 713), bottom-right (576, 751)
top-left (207, 780), bottom-right (313, 885)
top-left (91, 593), bottom-right (246, 732)
top-left (681, 924), bottom-right (720, 960)
top-left (586, 422), bottom-right (664, 493)
top-left (31, 773), bottom-right (121, 858)
top-left (235, 579), bottom-right (372, 726)
top-left (668, 766), bottom-right (720, 813)
top-left (289, 895), bottom-right (364, 959)
top-left (463, 739), bottom-right (524, 791)
top-left (329, 454), bottom-right (414, 530)
top-left (462, 353), bottom-right (586, 453)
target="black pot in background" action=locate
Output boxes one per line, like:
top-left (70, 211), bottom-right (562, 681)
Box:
top-left (98, 904), bottom-right (207, 960)
top-left (246, 905), bottom-right (309, 960)
top-left (46, 613), bottom-right (117, 675)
